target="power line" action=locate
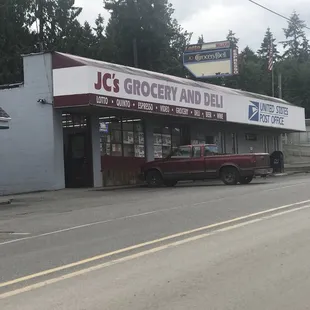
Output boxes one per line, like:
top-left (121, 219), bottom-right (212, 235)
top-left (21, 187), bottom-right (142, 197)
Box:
top-left (248, 0), bottom-right (310, 30)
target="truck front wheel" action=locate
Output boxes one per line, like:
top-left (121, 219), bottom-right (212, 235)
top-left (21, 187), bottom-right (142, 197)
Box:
top-left (146, 170), bottom-right (163, 187)
top-left (239, 176), bottom-right (253, 184)
top-left (221, 167), bottom-right (239, 185)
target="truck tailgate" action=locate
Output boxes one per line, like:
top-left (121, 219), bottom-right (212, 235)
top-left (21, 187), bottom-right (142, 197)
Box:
top-left (254, 153), bottom-right (270, 168)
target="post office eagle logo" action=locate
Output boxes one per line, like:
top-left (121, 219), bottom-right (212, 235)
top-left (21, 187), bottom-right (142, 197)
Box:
top-left (248, 101), bottom-right (259, 122)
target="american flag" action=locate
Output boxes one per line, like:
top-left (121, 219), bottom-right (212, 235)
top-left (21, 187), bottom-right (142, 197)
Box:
top-left (268, 41), bottom-right (274, 72)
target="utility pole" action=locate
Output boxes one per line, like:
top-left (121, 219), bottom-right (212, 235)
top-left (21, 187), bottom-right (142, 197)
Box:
top-left (37, 0), bottom-right (44, 52)
top-left (271, 67), bottom-right (275, 97)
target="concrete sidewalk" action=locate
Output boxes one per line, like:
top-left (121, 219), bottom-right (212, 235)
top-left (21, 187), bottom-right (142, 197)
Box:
top-left (285, 163), bottom-right (310, 173)
top-left (0, 185), bottom-right (145, 207)
top-left (0, 168), bottom-right (308, 207)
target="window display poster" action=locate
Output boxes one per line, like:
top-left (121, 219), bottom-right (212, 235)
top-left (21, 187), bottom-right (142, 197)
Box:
top-left (135, 132), bottom-right (145, 145)
top-left (134, 145), bottom-right (145, 158)
top-left (112, 144), bottom-right (122, 153)
top-left (99, 122), bottom-right (109, 133)
top-left (123, 131), bottom-right (134, 144)
top-left (162, 134), bottom-right (171, 146)
top-left (106, 144), bottom-right (111, 155)
top-left (153, 133), bottom-right (162, 145)
top-left (154, 145), bottom-right (163, 158)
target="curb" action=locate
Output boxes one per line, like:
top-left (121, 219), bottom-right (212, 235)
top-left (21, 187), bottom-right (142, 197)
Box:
top-left (271, 170), bottom-right (309, 177)
top-left (0, 199), bottom-right (13, 206)
top-left (92, 184), bottom-right (147, 192)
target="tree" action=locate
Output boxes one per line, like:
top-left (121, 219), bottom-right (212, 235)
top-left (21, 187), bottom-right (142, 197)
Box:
top-left (103, 0), bottom-right (191, 76)
top-left (34, 0), bottom-right (83, 51)
top-left (281, 11), bottom-right (308, 61)
top-left (222, 30), bottom-right (239, 89)
top-left (0, 0), bottom-right (36, 84)
top-left (257, 28), bottom-right (279, 61)
top-left (197, 34), bottom-right (204, 44)
top-left (226, 30), bottom-right (239, 49)
top-left (238, 47), bottom-right (265, 94)
top-left (277, 58), bottom-right (310, 116)
top-left (257, 28), bottom-right (279, 96)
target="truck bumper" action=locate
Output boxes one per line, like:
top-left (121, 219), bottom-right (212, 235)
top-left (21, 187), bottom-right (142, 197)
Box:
top-left (254, 168), bottom-right (273, 176)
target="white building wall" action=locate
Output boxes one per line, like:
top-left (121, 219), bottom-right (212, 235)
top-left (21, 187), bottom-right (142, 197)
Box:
top-left (237, 131), bottom-right (264, 154)
top-left (0, 53), bottom-right (65, 195)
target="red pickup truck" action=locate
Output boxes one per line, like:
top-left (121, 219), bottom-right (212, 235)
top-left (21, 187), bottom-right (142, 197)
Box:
top-left (140, 144), bottom-right (272, 187)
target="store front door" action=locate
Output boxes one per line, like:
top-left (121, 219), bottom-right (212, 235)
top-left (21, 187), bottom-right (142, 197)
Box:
top-left (63, 114), bottom-right (93, 188)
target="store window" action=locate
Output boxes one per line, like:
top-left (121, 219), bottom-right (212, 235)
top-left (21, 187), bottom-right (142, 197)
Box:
top-left (192, 146), bottom-right (201, 158)
top-left (153, 126), bottom-right (181, 159)
top-left (171, 146), bottom-right (191, 158)
top-left (100, 117), bottom-right (145, 158)
top-left (191, 134), bottom-right (216, 146)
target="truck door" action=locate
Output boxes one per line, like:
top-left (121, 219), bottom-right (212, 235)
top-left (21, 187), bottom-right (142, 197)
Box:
top-left (204, 145), bottom-right (219, 178)
top-left (161, 146), bottom-right (192, 180)
top-left (188, 146), bottom-right (205, 179)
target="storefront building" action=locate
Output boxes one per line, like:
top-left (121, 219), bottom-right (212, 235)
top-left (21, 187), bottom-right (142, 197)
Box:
top-left (0, 52), bottom-right (306, 194)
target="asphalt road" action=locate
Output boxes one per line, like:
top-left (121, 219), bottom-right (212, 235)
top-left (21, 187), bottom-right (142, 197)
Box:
top-left (1, 175), bottom-right (310, 309)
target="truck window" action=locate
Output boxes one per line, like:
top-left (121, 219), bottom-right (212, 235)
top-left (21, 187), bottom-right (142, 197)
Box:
top-left (192, 146), bottom-right (201, 158)
top-left (171, 146), bottom-right (191, 158)
top-left (204, 145), bottom-right (219, 156)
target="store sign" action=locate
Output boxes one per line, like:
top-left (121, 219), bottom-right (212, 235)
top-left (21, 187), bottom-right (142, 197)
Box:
top-left (93, 71), bottom-right (224, 110)
top-left (93, 94), bottom-right (226, 121)
top-left (183, 50), bottom-right (231, 63)
top-left (248, 101), bottom-right (289, 126)
top-left (53, 63), bottom-right (306, 131)
top-left (99, 122), bottom-right (109, 133)
top-left (92, 69), bottom-right (227, 121)
top-left (245, 133), bottom-right (257, 141)
top-left (232, 49), bottom-right (239, 75)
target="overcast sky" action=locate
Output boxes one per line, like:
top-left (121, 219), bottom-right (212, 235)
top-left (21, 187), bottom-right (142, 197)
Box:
top-left (75, 0), bottom-right (310, 51)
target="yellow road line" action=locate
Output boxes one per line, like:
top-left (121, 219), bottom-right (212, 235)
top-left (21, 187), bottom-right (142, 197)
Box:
top-left (1, 203), bottom-right (310, 300)
top-left (1, 199), bottom-right (310, 290)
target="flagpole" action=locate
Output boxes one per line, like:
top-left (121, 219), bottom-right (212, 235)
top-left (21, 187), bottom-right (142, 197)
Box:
top-left (271, 35), bottom-right (275, 97)
top-left (271, 64), bottom-right (275, 97)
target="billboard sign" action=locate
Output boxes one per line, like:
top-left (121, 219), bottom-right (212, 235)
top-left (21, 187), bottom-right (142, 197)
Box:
top-left (183, 40), bottom-right (239, 78)
top-left (184, 40), bottom-right (231, 53)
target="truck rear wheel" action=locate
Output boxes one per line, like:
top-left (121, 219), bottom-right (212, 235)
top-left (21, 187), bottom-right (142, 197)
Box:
top-left (221, 167), bottom-right (239, 185)
top-left (239, 176), bottom-right (253, 184)
top-left (146, 170), bottom-right (163, 187)
top-left (163, 180), bottom-right (178, 187)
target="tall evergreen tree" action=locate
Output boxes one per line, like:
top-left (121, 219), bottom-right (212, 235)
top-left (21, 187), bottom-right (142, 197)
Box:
top-left (257, 28), bottom-right (279, 61)
top-left (0, 0), bottom-right (36, 84)
top-left (238, 46), bottom-right (265, 94)
top-left (281, 11), bottom-right (308, 61)
top-left (226, 30), bottom-right (239, 49)
top-left (257, 28), bottom-right (279, 96)
top-left (103, 0), bottom-right (191, 76)
top-left (35, 0), bottom-right (83, 51)
top-left (197, 34), bottom-right (204, 44)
